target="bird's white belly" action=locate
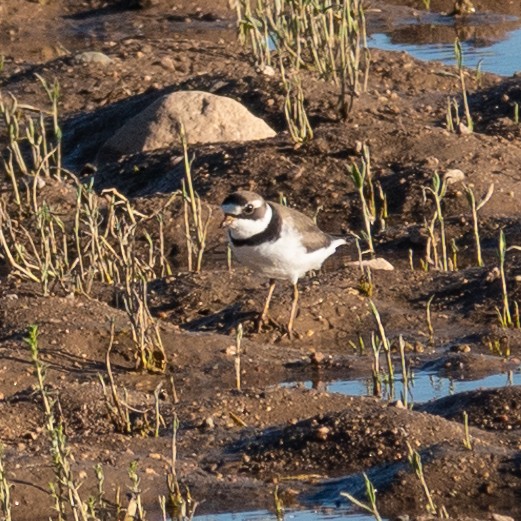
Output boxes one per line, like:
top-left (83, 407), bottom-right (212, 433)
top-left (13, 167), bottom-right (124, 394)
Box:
top-left (231, 227), bottom-right (340, 283)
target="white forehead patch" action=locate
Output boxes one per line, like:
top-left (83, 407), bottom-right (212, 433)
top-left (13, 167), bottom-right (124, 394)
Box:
top-left (222, 198), bottom-right (264, 215)
top-left (221, 203), bottom-right (243, 216)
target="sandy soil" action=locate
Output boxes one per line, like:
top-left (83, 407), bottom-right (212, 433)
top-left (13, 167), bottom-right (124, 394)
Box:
top-left (1, 0), bottom-right (521, 520)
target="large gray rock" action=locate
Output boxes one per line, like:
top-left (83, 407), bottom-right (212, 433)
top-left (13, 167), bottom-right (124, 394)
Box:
top-left (98, 91), bottom-right (276, 161)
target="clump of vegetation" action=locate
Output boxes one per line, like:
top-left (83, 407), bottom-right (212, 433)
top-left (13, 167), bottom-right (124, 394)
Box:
top-left (99, 322), bottom-right (166, 434)
top-left (180, 124), bottom-right (211, 272)
top-left (350, 146), bottom-right (376, 255)
top-left (341, 473), bottom-right (382, 521)
top-left (406, 442), bottom-right (448, 517)
top-left (496, 230), bottom-right (521, 329)
top-left (235, 0), bottom-right (370, 140)
top-left (0, 445), bottom-right (12, 521)
top-left (422, 172), bottom-right (449, 271)
top-left (0, 81), bottom-right (176, 371)
top-left (26, 325), bottom-right (90, 521)
top-left (464, 183), bottom-right (494, 267)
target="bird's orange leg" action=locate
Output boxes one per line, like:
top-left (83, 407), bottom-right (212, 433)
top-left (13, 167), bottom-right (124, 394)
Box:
top-left (257, 279), bottom-right (276, 333)
top-left (287, 283), bottom-right (299, 340)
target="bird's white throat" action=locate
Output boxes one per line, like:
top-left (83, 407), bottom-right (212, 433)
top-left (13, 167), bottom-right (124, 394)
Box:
top-left (229, 204), bottom-right (272, 240)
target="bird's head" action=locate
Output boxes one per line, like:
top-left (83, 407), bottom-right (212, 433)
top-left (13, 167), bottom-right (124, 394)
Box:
top-left (220, 191), bottom-right (271, 239)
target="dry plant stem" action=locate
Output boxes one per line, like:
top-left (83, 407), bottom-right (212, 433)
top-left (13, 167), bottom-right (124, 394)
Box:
top-left (423, 172), bottom-right (448, 271)
top-left (235, 323), bottom-right (243, 391)
top-left (280, 57), bottom-right (313, 143)
top-left (497, 230), bottom-right (512, 327)
top-left (370, 332), bottom-right (382, 397)
top-left (454, 38), bottom-right (473, 132)
top-left (398, 335), bottom-right (408, 408)
top-left (273, 485), bottom-right (284, 521)
top-left (170, 376), bottom-right (179, 405)
top-left (93, 463), bottom-right (105, 512)
top-left (464, 183), bottom-right (494, 267)
top-left (237, 0), bottom-right (369, 124)
top-left (26, 325), bottom-right (89, 521)
top-left (154, 383), bottom-right (165, 437)
top-left (1, 91), bottom-right (174, 295)
top-left (167, 415), bottom-right (197, 520)
top-left (35, 74), bottom-right (62, 174)
top-left (126, 462), bottom-right (145, 521)
top-left (406, 442), bottom-right (439, 516)
top-left (426, 295), bottom-right (435, 345)
top-left (463, 411), bottom-right (472, 450)
top-left (180, 124), bottom-right (211, 272)
top-left (122, 276), bottom-right (167, 372)
top-left (101, 321), bottom-right (131, 433)
top-left (0, 445), bottom-right (12, 521)
top-left (341, 473), bottom-right (382, 521)
top-left (368, 300), bottom-right (394, 380)
top-left (350, 160), bottom-right (375, 255)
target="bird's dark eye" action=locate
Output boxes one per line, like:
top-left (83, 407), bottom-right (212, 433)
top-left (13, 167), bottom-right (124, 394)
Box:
top-left (244, 204), bottom-right (254, 215)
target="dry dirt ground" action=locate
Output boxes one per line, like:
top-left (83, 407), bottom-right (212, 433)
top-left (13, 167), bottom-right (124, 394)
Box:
top-left (1, 0), bottom-right (521, 520)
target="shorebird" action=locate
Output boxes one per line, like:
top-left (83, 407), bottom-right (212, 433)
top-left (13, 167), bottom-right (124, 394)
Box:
top-left (221, 190), bottom-right (346, 338)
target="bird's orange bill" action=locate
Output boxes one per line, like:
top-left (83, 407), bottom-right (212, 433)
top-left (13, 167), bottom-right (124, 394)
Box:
top-left (220, 214), bottom-right (236, 228)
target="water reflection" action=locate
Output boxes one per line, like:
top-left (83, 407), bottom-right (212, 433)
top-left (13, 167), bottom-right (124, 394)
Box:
top-left (285, 369), bottom-right (521, 404)
top-left (370, 22), bottom-right (521, 76)
top-left (193, 508), bottom-right (380, 521)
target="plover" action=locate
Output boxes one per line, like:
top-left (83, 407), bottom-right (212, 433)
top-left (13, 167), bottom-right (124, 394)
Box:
top-left (221, 190), bottom-right (346, 338)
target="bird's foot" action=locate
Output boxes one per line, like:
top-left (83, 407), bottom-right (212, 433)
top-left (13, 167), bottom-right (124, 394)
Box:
top-left (256, 313), bottom-right (267, 334)
top-left (256, 313), bottom-right (284, 334)
top-left (286, 326), bottom-right (303, 341)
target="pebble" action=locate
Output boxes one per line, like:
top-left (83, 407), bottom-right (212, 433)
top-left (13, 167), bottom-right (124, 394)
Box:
top-left (148, 452), bottom-right (162, 460)
top-left (346, 257), bottom-right (394, 271)
top-left (309, 352), bottom-right (325, 365)
top-left (444, 168), bottom-right (465, 185)
top-left (492, 515), bottom-right (515, 521)
top-left (160, 56), bottom-right (176, 71)
top-left (75, 51), bottom-right (113, 66)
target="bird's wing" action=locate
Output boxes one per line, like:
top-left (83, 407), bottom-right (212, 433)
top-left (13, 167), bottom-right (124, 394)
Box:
top-left (273, 202), bottom-right (336, 252)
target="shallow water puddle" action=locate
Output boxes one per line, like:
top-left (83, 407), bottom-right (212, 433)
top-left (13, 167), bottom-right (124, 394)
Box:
top-left (283, 368), bottom-right (521, 403)
top-left (370, 13), bottom-right (521, 76)
top-left (192, 508), bottom-right (380, 521)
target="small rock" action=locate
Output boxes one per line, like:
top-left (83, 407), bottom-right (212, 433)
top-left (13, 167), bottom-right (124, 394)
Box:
top-left (452, 343), bottom-right (471, 353)
top-left (458, 121), bottom-right (473, 134)
top-left (75, 51), bottom-right (113, 66)
top-left (21, 175), bottom-right (46, 189)
top-left (391, 399), bottom-right (405, 409)
top-left (492, 514), bottom-right (515, 521)
top-left (444, 168), bottom-right (465, 185)
top-left (259, 65), bottom-right (275, 76)
top-left (225, 345), bottom-right (237, 356)
top-left (314, 425), bottom-right (330, 441)
top-left (347, 258), bottom-right (394, 271)
top-left (202, 416), bottom-right (215, 430)
top-left (148, 452), bottom-right (162, 460)
top-left (309, 351), bottom-right (325, 365)
top-left (160, 56), bottom-right (176, 71)
top-left (98, 90), bottom-right (276, 161)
